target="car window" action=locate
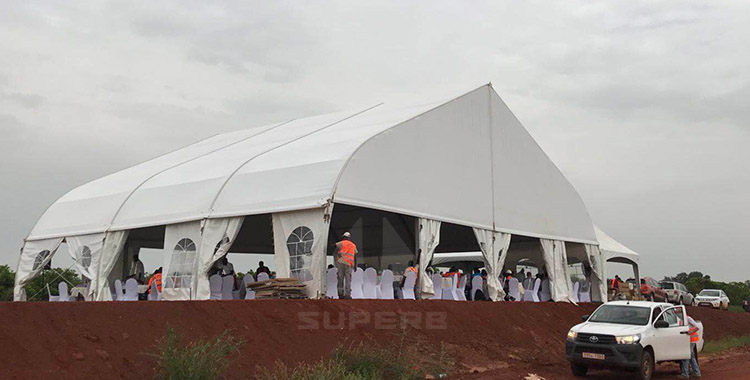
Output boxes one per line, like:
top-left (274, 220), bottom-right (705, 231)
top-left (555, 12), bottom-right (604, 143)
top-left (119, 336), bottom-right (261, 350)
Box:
top-left (661, 282), bottom-right (674, 289)
top-left (699, 290), bottom-right (720, 297)
top-left (651, 306), bottom-right (662, 323)
top-left (589, 305), bottom-right (652, 326)
top-left (657, 308), bottom-right (684, 327)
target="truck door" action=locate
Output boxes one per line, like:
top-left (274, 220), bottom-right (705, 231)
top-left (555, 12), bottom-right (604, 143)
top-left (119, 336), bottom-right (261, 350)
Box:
top-left (651, 306), bottom-right (691, 361)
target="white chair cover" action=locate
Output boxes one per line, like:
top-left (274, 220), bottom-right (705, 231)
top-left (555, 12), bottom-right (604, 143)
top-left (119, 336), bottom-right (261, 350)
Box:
top-left (123, 278), bottom-right (139, 301)
top-left (257, 272), bottom-right (270, 282)
top-left (431, 273), bottom-right (443, 300)
top-left (350, 268), bottom-right (364, 299)
top-left (441, 274), bottom-right (459, 300)
top-left (221, 276), bottom-right (234, 300)
top-left (57, 282), bottom-right (71, 302)
top-left (539, 279), bottom-right (552, 302)
top-left (471, 276), bottom-right (484, 300)
top-left (243, 274), bottom-right (256, 300)
top-left (378, 270), bottom-right (395, 300)
top-left (579, 285), bottom-right (591, 303)
top-left (457, 274), bottom-right (468, 301)
top-left (508, 278), bottom-right (521, 301)
top-left (113, 279), bottom-right (124, 301)
top-left (148, 281), bottom-right (161, 301)
top-left (325, 267), bottom-right (339, 299)
top-left (573, 281), bottom-right (581, 303)
top-left (522, 278), bottom-right (541, 302)
top-left (363, 268), bottom-right (378, 299)
top-left (402, 271), bottom-right (417, 300)
top-left (209, 274), bottom-right (222, 300)
top-left (47, 284), bottom-right (59, 302)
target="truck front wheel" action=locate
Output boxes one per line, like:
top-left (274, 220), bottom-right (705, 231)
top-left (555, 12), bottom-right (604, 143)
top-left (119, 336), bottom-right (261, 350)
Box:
top-left (637, 350), bottom-right (654, 380)
top-left (570, 362), bottom-right (588, 377)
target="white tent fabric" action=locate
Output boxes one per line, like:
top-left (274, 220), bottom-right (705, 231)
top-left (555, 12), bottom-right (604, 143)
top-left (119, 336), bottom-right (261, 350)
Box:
top-left (595, 225), bottom-right (640, 265)
top-left (25, 85), bottom-right (596, 248)
top-left (417, 218), bottom-right (441, 297)
top-left (162, 221), bottom-right (202, 300)
top-left (93, 230), bottom-right (129, 301)
top-left (584, 244), bottom-right (607, 302)
top-left (431, 252), bottom-right (484, 265)
top-left (66, 233), bottom-right (104, 281)
top-left (272, 207), bottom-right (331, 298)
top-left (540, 239), bottom-right (574, 303)
top-left (13, 238), bottom-right (63, 301)
top-left (473, 228), bottom-right (511, 301)
top-left (195, 217), bottom-right (244, 300)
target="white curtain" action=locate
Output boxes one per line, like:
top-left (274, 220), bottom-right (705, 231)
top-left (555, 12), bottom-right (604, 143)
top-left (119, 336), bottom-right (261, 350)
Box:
top-left (13, 238), bottom-right (64, 301)
top-left (67, 233), bottom-right (105, 281)
top-left (194, 217), bottom-right (244, 300)
top-left (417, 218), bottom-right (441, 297)
top-left (540, 239), bottom-right (574, 303)
top-left (162, 221), bottom-right (203, 301)
top-left (473, 228), bottom-right (511, 301)
top-left (93, 230), bottom-right (129, 301)
top-left (585, 244), bottom-right (607, 302)
top-left (272, 207), bottom-right (332, 298)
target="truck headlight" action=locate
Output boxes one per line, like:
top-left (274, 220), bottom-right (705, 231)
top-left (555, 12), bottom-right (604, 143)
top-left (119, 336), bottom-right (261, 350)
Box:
top-left (615, 334), bottom-right (641, 344)
top-left (567, 330), bottom-right (578, 341)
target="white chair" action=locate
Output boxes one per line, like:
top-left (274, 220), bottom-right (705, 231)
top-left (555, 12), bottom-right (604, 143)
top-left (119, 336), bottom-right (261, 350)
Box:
top-left (573, 281), bottom-right (581, 303)
top-left (378, 269), bottom-right (395, 300)
top-left (523, 278), bottom-right (541, 302)
top-left (350, 268), bottom-right (364, 299)
top-left (457, 274), bottom-right (468, 301)
top-left (123, 279), bottom-right (139, 301)
top-left (508, 278), bottom-right (521, 301)
top-left (441, 274), bottom-right (460, 300)
top-left (431, 273), bottom-right (443, 300)
top-left (539, 279), bottom-right (552, 302)
top-left (363, 268), bottom-right (378, 299)
top-left (148, 281), bottom-right (161, 301)
top-left (47, 284), bottom-right (59, 302)
top-left (257, 272), bottom-right (270, 282)
top-left (325, 267), bottom-right (339, 299)
top-left (579, 282), bottom-right (591, 303)
top-left (113, 279), bottom-right (124, 301)
top-left (402, 271), bottom-right (416, 300)
top-left (243, 274), bottom-right (256, 300)
top-left (471, 276), bottom-right (484, 300)
top-left (57, 282), bottom-right (72, 302)
top-left (221, 276), bottom-right (234, 300)
top-left (209, 274), bottom-right (223, 300)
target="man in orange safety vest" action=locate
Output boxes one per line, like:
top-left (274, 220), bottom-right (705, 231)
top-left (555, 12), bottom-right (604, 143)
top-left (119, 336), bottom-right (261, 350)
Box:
top-left (679, 311), bottom-right (702, 378)
top-left (334, 232), bottom-right (358, 298)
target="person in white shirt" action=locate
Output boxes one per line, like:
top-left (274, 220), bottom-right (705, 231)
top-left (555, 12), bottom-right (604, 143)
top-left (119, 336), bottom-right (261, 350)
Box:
top-left (132, 253), bottom-right (145, 284)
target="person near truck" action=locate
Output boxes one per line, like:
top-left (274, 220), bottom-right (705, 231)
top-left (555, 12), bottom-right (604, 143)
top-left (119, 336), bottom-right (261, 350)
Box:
top-left (679, 313), bottom-right (702, 379)
top-left (334, 231), bottom-right (357, 299)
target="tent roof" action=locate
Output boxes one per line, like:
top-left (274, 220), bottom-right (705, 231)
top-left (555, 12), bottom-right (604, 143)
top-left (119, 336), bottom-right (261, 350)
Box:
top-left (595, 225), bottom-right (640, 265)
top-left (28, 84), bottom-right (597, 244)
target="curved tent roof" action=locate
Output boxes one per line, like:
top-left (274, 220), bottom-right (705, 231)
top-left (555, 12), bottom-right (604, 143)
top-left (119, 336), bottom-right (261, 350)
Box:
top-left (595, 225), bottom-right (640, 265)
top-left (27, 84), bottom-right (597, 244)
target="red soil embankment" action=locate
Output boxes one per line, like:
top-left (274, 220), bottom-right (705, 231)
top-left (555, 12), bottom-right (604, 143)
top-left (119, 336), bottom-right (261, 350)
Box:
top-left (0, 300), bottom-right (748, 380)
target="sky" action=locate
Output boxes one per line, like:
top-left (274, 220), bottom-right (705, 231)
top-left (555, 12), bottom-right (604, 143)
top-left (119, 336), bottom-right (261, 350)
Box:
top-left (0, 1), bottom-right (748, 282)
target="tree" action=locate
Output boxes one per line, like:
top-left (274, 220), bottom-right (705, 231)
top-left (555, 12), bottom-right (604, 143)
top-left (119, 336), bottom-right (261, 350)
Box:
top-left (0, 265), bottom-right (15, 301)
top-left (24, 268), bottom-right (81, 301)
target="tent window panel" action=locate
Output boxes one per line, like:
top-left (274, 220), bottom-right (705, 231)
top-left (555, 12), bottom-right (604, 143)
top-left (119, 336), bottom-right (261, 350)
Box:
top-left (287, 226), bottom-right (314, 282)
top-left (32, 250), bottom-right (51, 271)
top-left (167, 238), bottom-right (197, 289)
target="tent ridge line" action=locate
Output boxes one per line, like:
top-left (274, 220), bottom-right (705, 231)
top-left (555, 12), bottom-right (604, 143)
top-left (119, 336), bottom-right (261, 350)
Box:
top-left (204, 102), bottom-right (385, 219)
top-left (329, 83), bottom-right (492, 202)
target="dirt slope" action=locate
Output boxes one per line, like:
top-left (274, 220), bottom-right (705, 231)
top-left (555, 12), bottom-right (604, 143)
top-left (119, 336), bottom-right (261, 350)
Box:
top-left (0, 300), bottom-right (748, 380)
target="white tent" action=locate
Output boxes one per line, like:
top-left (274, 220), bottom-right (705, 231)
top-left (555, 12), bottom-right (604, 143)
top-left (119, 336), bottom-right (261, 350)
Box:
top-left (596, 225), bottom-right (641, 287)
top-left (15, 84), bottom-right (607, 302)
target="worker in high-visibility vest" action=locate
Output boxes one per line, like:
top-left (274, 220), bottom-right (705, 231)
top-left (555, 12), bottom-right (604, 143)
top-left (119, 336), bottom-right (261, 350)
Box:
top-left (679, 311), bottom-right (702, 378)
top-left (400, 261), bottom-right (418, 289)
top-left (334, 232), bottom-right (358, 298)
top-left (148, 267), bottom-right (162, 293)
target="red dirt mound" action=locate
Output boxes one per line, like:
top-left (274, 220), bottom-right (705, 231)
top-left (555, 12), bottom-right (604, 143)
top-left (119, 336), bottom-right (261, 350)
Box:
top-left (0, 300), bottom-right (748, 380)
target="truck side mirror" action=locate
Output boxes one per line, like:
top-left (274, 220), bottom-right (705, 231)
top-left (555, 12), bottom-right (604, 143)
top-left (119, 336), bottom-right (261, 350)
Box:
top-left (654, 320), bottom-right (669, 328)
top-left (581, 315), bottom-right (589, 322)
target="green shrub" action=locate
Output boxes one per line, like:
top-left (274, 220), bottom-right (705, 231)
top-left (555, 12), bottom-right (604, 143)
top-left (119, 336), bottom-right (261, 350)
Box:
top-left (151, 327), bottom-right (244, 380)
top-left (702, 335), bottom-right (750, 355)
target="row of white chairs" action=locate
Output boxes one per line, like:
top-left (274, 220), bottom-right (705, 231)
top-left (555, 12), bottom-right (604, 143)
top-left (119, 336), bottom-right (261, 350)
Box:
top-left (209, 272), bottom-right (270, 300)
top-left (324, 267), bottom-right (418, 300)
top-left (111, 278), bottom-right (160, 301)
top-left (573, 281), bottom-right (592, 303)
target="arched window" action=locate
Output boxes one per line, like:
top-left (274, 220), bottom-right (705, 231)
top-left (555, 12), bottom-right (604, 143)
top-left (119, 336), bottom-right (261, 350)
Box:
top-left (166, 238), bottom-right (197, 289)
top-left (286, 226), bottom-right (313, 281)
top-left (32, 250), bottom-right (51, 271)
top-left (79, 246), bottom-right (92, 270)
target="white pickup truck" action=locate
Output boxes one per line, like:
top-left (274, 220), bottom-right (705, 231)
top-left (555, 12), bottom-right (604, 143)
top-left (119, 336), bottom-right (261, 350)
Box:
top-left (565, 301), bottom-right (703, 380)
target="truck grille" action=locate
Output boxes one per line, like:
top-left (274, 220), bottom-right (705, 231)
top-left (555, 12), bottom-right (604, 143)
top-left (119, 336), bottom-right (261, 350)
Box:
top-left (577, 333), bottom-right (616, 344)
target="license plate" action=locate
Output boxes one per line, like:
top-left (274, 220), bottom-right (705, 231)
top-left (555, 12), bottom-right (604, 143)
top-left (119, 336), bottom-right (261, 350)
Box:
top-left (582, 352), bottom-right (605, 360)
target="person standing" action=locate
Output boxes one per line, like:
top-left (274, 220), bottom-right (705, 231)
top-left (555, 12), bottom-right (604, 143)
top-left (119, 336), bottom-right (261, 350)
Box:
top-left (132, 253), bottom-right (145, 284)
top-left (522, 271), bottom-right (535, 291)
top-left (334, 232), bottom-right (357, 299)
top-left (256, 260), bottom-right (271, 276)
top-left (679, 312), bottom-right (702, 379)
top-left (148, 267), bottom-right (162, 294)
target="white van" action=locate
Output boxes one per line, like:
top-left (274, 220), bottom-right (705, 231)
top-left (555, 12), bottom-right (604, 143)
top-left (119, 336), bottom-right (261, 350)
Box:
top-left (565, 301), bottom-right (703, 380)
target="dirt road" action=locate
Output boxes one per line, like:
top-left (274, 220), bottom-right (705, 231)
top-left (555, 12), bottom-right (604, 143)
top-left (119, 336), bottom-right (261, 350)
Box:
top-left (460, 346), bottom-right (750, 379)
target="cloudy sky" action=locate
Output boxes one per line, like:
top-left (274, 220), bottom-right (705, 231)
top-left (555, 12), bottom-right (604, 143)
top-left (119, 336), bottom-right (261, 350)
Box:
top-left (1, 1), bottom-right (748, 281)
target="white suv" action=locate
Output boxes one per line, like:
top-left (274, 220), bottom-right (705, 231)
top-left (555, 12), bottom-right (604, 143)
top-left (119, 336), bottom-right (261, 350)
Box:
top-left (566, 301), bottom-right (703, 380)
top-left (695, 289), bottom-right (730, 310)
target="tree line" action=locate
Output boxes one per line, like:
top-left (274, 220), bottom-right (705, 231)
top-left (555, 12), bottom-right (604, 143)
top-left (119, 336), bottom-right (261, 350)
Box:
top-left (662, 271), bottom-right (750, 306)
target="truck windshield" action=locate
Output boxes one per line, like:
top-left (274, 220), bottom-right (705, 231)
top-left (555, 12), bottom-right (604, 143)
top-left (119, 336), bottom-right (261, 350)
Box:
top-left (660, 282), bottom-right (674, 289)
top-left (588, 305), bottom-right (651, 325)
top-left (699, 290), bottom-right (720, 297)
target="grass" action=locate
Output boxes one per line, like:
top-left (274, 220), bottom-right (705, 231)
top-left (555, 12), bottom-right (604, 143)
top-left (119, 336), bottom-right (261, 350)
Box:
top-left (257, 322), bottom-right (453, 380)
top-left (150, 327), bottom-right (245, 380)
top-left (702, 335), bottom-right (750, 355)
top-left (728, 305), bottom-right (746, 313)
